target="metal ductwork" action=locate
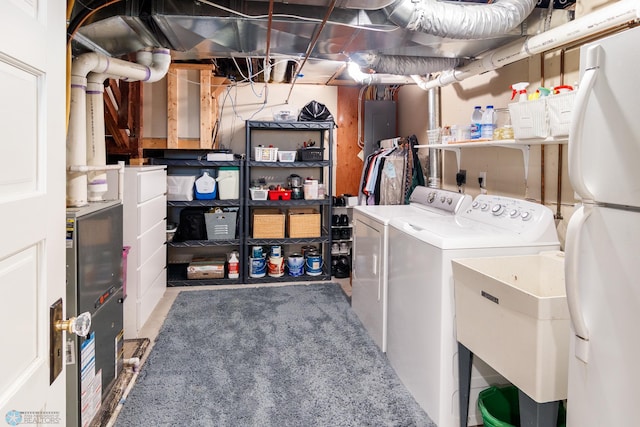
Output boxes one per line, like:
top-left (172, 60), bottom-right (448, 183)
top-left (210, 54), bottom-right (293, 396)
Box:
top-left (384, 0), bottom-right (537, 40)
top-left (69, 0), bottom-right (573, 85)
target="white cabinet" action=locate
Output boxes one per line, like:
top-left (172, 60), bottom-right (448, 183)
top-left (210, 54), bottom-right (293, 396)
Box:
top-left (352, 213), bottom-right (385, 350)
top-left (123, 166), bottom-right (167, 339)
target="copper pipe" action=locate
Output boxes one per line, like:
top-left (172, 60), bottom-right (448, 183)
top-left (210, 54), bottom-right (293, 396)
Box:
top-left (285, 0), bottom-right (338, 103)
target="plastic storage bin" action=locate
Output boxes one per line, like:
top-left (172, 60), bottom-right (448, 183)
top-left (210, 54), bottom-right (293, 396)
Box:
top-left (277, 151), bottom-right (297, 162)
top-left (297, 147), bottom-right (324, 161)
top-left (216, 167), bottom-right (239, 199)
top-left (478, 385), bottom-right (566, 427)
top-left (249, 188), bottom-right (268, 200)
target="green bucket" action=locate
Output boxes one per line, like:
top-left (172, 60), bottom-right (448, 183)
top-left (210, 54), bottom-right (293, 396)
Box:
top-left (478, 385), bottom-right (566, 427)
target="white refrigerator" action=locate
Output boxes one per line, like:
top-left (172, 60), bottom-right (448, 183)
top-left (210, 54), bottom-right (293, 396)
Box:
top-left (565, 26), bottom-right (640, 426)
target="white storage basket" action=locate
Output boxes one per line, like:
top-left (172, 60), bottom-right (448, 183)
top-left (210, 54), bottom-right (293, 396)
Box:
top-left (546, 92), bottom-right (576, 138)
top-left (254, 146), bottom-right (278, 162)
top-left (249, 188), bottom-right (268, 200)
top-left (508, 99), bottom-right (549, 140)
top-left (277, 151), bottom-right (297, 162)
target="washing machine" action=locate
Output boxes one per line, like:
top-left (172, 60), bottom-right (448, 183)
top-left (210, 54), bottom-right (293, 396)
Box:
top-left (352, 186), bottom-right (471, 352)
top-left (386, 195), bottom-right (560, 427)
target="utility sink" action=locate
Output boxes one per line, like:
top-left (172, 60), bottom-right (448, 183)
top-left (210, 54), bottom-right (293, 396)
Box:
top-left (452, 251), bottom-right (569, 403)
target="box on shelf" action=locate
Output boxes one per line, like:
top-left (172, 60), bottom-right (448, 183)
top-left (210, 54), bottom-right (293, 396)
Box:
top-left (288, 208), bottom-right (321, 238)
top-left (254, 146), bottom-right (278, 162)
top-left (204, 210), bottom-right (237, 240)
top-left (167, 175), bottom-right (195, 201)
top-left (252, 208), bottom-right (285, 238)
top-left (187, 256), bottom-right (225, 279)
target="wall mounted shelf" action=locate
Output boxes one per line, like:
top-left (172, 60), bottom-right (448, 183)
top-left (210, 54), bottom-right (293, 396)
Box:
top-left (416, 138), bottom-right (568, 180)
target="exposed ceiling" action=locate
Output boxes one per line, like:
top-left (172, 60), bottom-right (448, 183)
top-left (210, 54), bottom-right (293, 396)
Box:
top-left (69, 0), bottom-right (574, 85)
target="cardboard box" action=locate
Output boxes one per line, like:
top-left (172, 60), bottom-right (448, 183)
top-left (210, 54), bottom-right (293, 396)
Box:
top-left (252, 208), bottom-right (285, 238)
top-left (288, 208), bottom-right (321, 238)
top-left (187, 256), bottom-right (225, 279)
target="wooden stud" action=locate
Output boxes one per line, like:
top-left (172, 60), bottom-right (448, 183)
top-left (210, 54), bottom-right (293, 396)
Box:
top-left (167, 64), bottom-right (179, 149)
top-left (200, 70), bottom-right (213, 149)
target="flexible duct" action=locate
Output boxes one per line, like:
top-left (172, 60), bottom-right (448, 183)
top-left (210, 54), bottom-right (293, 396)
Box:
top-left (414, 0), bottom-right (640, 90)
top-left (351, 53), bottom-right (460, 75)
top-left (384, 0), bottom-right (536, 40)
top-left (350, 0), bottom-right (532, 77)
top-left (67, 48), bottom-right (171, 207)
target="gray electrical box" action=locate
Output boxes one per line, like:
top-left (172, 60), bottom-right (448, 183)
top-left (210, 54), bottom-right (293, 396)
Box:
top-left (364, 100), bottom-right (397, 160)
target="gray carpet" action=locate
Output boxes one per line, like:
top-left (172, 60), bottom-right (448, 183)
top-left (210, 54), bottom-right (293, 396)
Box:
top-left (115, 283), bottom-right (436, 427)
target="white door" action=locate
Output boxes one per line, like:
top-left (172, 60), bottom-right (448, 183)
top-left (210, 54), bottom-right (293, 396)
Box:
top-left (570, 26), bottom-right (640, 207)
top-left (565, 205), bottom-right (640, 426)
top-left (0, 1), bottom-right (67, 425)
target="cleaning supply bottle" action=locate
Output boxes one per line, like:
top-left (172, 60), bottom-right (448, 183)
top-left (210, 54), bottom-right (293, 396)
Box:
top-left (470, 106), bottom-right (483, 139)
top-left (228, 250), bottom-right (240, 279)
top-left (510, 82), bottom-right (529, 102)
top-left (481, 105), bottom-right (496, 140)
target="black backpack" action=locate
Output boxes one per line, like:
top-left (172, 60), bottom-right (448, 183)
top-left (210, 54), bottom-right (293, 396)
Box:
top-left (173, 208), bottom-right (207, 242)
top-left (298, 100), bottom-right (334, 123)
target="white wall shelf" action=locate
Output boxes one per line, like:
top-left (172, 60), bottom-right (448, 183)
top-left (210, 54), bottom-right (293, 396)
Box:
top-left (415, 137), bottom-right (568, 180)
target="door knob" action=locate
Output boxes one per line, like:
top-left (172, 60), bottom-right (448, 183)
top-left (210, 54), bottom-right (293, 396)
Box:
top-left (50, 299), bottom-right (92, 384)
top-left (54, 311), bottom-right (91, 337)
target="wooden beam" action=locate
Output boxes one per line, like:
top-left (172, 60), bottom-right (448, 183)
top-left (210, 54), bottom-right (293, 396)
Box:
top-left (200, 70), bottom-right (213, 149)
top-left (142, 137), bottom-right (201, 150)
top-left (167, 64), bottom-right (179, 149)
top-left (170, 63), bottom-right (216, 71)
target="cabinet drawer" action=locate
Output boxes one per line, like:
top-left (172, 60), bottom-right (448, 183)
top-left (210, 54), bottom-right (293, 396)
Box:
top-left (138, 195), bottom-right (166, 233)
top-left (137, 219), bottom-right (166, 267)
top-left (136, 244), bottom-right (166, 299)
top-left (136, 268), bottom-right (166, 332)
top-left (138, 168), bottom-right (166, 203)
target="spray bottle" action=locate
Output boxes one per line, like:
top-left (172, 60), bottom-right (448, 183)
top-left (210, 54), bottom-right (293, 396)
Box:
top-left (510, 82), bottom-right (529, 102)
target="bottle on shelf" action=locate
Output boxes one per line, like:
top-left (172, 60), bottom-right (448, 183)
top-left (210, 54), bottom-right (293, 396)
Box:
top-left (470, 106), bottom-right (483, 140)
top-left (481, 105), bottom-right (496, 140)
top-left (227, 250), bottom-right (240, 279)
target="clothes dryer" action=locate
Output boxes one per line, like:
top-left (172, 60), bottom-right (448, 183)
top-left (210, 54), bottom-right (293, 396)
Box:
top-left (352, 186), bottom-right (471, 351)
top-left (386, 195), bottom-right (560, 427)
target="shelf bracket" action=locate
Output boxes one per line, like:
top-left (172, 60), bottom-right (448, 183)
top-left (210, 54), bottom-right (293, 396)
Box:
top-left (495, 143), bottom-right (531, 181)
top-left (437, 146), bottom-right (462, 172)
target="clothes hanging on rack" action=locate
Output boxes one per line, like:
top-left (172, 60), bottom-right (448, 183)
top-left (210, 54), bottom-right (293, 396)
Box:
top-left (358, 136), bottom-right (424, 205)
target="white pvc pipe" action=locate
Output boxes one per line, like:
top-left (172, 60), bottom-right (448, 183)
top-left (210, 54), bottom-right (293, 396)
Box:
top-left (415, 0), bottom-right (640, 91)
top-left (86, 73), bottom-right (108, 202)
top-left (67, 48), bottom-right (171, 207)
top-left (66, 75), bottom-right (89, 207)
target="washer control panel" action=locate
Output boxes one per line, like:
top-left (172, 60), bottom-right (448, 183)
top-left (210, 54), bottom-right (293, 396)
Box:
top-left (409, 186), bottom-right (472, 215)
top-left (462, 195), bottom-right (555, 234)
